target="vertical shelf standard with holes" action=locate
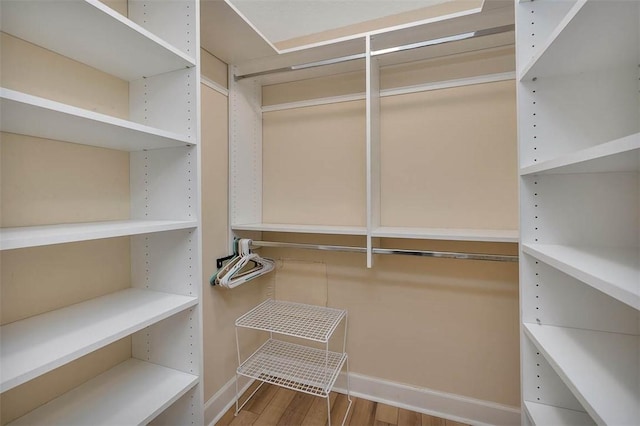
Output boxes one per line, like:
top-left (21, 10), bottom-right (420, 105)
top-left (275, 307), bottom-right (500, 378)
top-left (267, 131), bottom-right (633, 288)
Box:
top-left (516, 0), bottom-right (640, 425)
top-left (234, 299), bottom-right (352, 426)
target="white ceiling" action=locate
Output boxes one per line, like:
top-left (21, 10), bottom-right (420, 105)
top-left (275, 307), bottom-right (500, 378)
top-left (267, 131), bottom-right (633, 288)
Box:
top-left (229, 0), bottom-right (451, 43)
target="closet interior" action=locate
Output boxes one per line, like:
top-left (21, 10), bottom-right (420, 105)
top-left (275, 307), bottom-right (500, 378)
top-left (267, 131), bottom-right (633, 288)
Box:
top-left (1, 0), bottom-right (637, 425)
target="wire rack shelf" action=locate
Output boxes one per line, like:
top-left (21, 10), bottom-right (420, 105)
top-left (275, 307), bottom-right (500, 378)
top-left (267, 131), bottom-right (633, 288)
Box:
top-left (235, 299), bottom-right (346, 343)
top-left (237, 338), bottom-right (347, 397)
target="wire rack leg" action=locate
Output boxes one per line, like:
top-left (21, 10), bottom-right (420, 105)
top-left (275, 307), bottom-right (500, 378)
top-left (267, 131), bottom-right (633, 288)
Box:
top-left (235, 379), bottom-right (265, 415)
top-left (235, 326), bottom-right (241, 416)
top-left (342, 356), bottom-right (353, 426)
top-left (235, 372), bottom-right (240, 416)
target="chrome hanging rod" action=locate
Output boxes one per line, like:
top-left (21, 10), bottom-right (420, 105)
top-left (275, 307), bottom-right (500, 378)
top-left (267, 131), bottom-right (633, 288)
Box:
top-left (234, 24), bottom-right (514, 81)
top-left (251, 240), bottom-right (518, 263)
top-left (235, 52), bottom-right (366, 81)
top-left (371, 24), bottom-right (514, 56)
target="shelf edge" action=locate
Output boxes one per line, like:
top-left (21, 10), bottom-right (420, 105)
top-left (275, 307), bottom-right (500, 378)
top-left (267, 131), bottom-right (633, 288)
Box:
top-left (0, 220), bottom-right (198, 251)
top-left (519, 132), bottom-right (640, 175)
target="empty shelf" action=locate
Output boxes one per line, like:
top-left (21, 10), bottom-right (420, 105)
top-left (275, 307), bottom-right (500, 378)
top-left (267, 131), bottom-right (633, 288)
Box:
top-left (372, 226), bottom-right (518, 242)
top-left (1, 89), bottom-right (192, 151)
top-left (520, 132), bottom-right (640, 175)
top-left (520, 0), bottom-right (639, 80)
top-left (8, 359), bottom-right (198, 426)
top-left (0, 220), bottom-right (197, 250)
top-left (523, 323), bottom-right (640, 425)
top-left (522, 244), bottom-right (640, 310)
top-left (1, 288), bottom-right (197, 391)
top-left (237, 339), bottom-right (347, 398)
top-left (524, 401), bottom-right (594, 426)
top-left (235, 299), bottom-right (346, 343)
top-left (232, 223), bottom-right (367, 235)
top-left (0, 0), bottom-right (194, 81)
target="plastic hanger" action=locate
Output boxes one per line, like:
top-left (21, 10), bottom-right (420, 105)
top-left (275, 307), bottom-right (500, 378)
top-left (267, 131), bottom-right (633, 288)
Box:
top-left (211, 238), bottom-right (275, 289)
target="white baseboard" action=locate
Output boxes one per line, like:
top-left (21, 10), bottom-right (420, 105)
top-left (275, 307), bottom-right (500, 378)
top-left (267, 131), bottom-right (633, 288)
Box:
top-left (333, 372), bottom-right (520, 426)
top-left (204, 375), bottom-right (254, 426)
top-left (205, 373), bottom-right (520, 426)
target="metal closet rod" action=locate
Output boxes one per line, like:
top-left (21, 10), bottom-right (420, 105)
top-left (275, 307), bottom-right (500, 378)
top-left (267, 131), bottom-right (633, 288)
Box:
top-left (251, 240), bottom-right (518, 263)
top-left (234, 24), bottom-right (515, 81)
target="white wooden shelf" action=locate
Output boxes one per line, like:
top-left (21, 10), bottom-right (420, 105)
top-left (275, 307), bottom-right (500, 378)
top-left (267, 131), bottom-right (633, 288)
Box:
top-left (519, 0), bottom-right (639, 80)
top-left (520, 132), bottom-right (640, 175)
top-left (237, 339), bottom-right (347, 398)
top-left (522, 243), bottom-right (640, 311)
top-left (524, 401), bottom-right (594, 426)
top-left (523, 323), bottom-right (640, 425)
top-left (0, 0), bottom-right (194, 81)
top-left (236, 299), bottom-right (347, 343)
top-left (8, 359), bottom-right (198, 426)
top-left (0, 220), bottom-right (197, 251)
top-left (232, 223), bottom-right (367, 236)
top-left (0, 288), bottom-right (197, 392)
top-left (372, 226), bottom-right (518, 242)
top-left (0, 89), bottom-right (192, 151)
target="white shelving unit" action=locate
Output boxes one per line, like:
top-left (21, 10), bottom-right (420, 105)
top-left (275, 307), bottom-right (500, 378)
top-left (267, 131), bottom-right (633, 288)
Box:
top-left (234, 299), bottom-right (351, 425)
top-left (516, 0), bottom-right (640, 424)
top-left (227, 1), bottom-right (518, 266)
top-left (0, 0), bottom-right (203, 424)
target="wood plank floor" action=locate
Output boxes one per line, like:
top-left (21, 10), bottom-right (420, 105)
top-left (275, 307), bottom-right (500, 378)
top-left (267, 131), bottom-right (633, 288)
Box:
top-left (216, 382), bottom-right (470, 426)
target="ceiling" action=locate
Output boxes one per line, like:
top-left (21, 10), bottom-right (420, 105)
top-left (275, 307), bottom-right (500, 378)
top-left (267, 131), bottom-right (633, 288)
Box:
top-left (228, 0), bottom-right (452, 44)
top-left (200, 0), bottom-right (512, 68)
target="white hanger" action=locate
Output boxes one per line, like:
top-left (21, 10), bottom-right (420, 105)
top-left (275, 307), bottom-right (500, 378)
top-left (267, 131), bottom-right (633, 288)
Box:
top-left (213, 239), bottom-right (275, 289)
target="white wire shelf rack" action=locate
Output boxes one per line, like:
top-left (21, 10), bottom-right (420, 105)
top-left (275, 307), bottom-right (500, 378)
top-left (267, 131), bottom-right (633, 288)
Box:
top-left (235, 299), bottom-right (347, 343)
top-left (237, 339), bottom-right (347, 398)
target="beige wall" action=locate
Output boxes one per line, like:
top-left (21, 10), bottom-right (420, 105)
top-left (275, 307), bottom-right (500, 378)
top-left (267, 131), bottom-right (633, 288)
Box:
top-left (262, 101), bottom-right (367, 226)
top-left (1, 133), bottom-right (130, 227)
top-left (0, 25), bottom-right (132, 425)
top-left (260, 233), bottom-right (520, 406)
top-left (202, 48), bottom-right (229, 89)
top-left (381, 46), bottom-right (515, 89)
top-left (262, 70), bottom-right (365, 106)
top-left (200, 50), bottom-right (270, 408)
top-left (0, 32), bottom-right (129, 119)
top-left (380, 80), bottom-right (518, 229)
top-left (101, 0), bottom-right (128, 17)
